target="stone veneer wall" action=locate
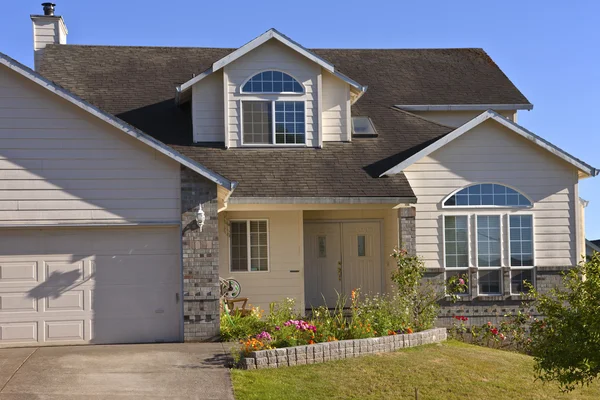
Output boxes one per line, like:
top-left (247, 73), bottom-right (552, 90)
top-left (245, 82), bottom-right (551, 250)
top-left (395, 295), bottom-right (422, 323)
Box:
top-left (398, 207), bottom-right (416, 255)
top-left (239, 328), bottom-right (447, 369)
top-left (432, 266), bottom-right (570, 326)
top-left (181, 167), bottom-right (220, 341)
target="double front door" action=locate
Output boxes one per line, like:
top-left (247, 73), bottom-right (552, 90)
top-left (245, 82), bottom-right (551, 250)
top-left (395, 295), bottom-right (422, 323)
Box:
top-left (304, 221), bottom-right (382, 308)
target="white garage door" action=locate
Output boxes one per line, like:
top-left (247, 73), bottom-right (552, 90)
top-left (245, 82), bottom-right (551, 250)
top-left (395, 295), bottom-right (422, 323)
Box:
top-left (0, 226), bottom-right (181, 346)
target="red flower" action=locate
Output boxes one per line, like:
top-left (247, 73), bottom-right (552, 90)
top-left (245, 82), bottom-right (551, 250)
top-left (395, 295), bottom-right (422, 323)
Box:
top-left (491, 328), bottom-right (499, 335)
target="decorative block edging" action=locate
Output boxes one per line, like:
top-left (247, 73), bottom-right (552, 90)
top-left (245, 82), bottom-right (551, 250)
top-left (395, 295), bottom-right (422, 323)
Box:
top-left (238, 327), bottom-right (447, 369)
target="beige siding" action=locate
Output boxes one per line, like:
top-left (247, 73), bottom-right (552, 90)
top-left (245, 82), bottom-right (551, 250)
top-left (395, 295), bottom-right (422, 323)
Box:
top-left (404, 119), bottom-right (578, 269)
top-left (0, 65), bottom-right (181, 225)
top-left (303, 208), bottom-right (399, 292)
top-left (192, 70), bottom-right (225, 142)
top-left (224, 40), bottom-right (320, 147)
top-left (411, 110), bottom-right (516, 128)
top-left (322, 71), bottom-right (350, 141)
top-left (219, 210), bottom-right (305, 311)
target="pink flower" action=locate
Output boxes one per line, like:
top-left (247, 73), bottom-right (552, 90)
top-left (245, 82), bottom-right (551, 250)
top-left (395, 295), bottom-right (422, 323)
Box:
top-left (256, 331), bottom-right (272, 341)
top-left (459, 278), bottom-right (465, 285)
top-left (487, 321), bottom-right (492, 327)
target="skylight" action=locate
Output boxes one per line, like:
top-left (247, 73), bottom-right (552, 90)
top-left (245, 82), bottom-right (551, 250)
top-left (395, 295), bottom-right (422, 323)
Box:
top-left (352, 117), bottom-right (378, 137)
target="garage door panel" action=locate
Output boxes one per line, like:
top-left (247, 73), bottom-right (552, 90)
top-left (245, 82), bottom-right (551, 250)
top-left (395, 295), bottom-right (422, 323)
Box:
top-left (92, 255), bottom-right (180, 285)
top-left (45, 320), bottom-right (84, 342)
top-left (0, 262), bottom-right (38, 283)
top-left (0, 321), bottom-right (38, 342)
top-left (0, 292), bottom-right (37, 312)
top-left (44, 260), bottom-right (85, 282)
top-left (0, 226), bottom-right (182, 347)
top-left (91, 285), bottom-right (179, 318)
top-left (45, 290), bottom-right (84, 311)
top-left (91, 316), bottom-right (179, 344)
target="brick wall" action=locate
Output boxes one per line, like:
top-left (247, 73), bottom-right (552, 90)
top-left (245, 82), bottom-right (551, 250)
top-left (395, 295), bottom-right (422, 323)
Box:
top-left (398, 207), bottom-right (416, 255)
top-left (181, 167), bottom-right (220, 341)
top-left (425, 266), bottom-right (570, 327)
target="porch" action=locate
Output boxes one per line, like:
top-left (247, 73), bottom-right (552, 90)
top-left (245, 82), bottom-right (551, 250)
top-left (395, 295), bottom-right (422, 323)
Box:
top-left (217, 202), bottom-right (415, 312)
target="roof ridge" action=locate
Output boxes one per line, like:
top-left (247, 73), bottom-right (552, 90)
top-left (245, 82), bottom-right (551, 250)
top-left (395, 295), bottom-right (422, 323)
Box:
top-left (47, 44), bottom-right (484, 52)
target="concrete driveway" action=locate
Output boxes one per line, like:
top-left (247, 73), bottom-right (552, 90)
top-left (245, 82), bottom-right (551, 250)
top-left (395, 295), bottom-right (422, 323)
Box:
top-left (0, 343), bottom-right (235, 399)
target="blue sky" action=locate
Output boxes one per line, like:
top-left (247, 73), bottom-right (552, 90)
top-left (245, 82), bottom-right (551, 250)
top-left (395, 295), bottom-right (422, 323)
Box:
top-left (1, 0), bottom-right (598, 238)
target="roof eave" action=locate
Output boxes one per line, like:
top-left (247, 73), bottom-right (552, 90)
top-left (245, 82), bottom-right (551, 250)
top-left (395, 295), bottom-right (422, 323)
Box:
top-left (395, 104), bottom-right (534, 111)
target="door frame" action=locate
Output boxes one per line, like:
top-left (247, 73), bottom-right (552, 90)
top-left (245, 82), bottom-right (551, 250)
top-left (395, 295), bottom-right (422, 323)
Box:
top-left (303, 219), bottom-right (385, 302)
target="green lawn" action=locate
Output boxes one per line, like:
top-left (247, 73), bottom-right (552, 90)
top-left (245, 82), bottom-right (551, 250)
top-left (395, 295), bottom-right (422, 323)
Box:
top-left (231, 340), bottom-right (600, 400)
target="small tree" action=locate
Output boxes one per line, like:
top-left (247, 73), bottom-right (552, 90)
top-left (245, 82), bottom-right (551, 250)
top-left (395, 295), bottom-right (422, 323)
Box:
top-left (528, 252), bottom-right (600, 392)
top-left (390, 248), bottom-right (468, 330)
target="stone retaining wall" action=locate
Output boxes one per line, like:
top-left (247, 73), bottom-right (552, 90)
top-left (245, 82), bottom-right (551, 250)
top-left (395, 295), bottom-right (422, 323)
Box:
top-left (238, 328), bottom-right (447, 369)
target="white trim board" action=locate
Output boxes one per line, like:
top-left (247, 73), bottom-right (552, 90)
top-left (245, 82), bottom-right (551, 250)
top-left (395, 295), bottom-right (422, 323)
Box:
top-left (0, 51), bottom-right (235, 190)
top-left (176, 29), bottom-right (367, 100)
top-left (381, 110), bottom-right (598, 178)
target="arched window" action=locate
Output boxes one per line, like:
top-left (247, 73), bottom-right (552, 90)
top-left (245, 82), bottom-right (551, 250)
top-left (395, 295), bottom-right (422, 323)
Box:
top-left (242, 71), bottom-right (304, 93)
top-left (443, 183), bottom-right (532, 207)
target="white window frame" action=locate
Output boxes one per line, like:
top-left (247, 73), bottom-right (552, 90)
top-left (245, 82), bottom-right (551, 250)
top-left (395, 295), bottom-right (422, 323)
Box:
top-left (474, 214), bottom-right (503, 296)
top-left (507, 213), bottom-right (536, 295)
top-left (240, 99), bottom-right (307, 147)
top-left (442, 182), bottom-right (533, 209)
top-left (443, 215), bottom-right (471, 296)
top-left (240, 69), bottom-right (306, 95)
top-left (229, 219), bottom-right (270, 273)
top-left (442, 214), bottom-right (471, 270)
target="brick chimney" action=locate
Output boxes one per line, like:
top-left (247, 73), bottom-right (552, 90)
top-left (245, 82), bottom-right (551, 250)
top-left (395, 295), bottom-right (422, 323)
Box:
top-left (30, 3), bottom-right (68, 70)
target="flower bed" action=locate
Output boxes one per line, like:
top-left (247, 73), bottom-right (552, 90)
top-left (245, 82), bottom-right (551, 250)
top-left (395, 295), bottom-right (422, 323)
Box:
top-left (238, 328), bottom-right (447, 369)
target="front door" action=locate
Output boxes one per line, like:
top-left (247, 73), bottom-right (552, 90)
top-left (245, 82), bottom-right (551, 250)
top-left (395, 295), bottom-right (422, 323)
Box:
top-left (304, 221), bottom-right (382, 308)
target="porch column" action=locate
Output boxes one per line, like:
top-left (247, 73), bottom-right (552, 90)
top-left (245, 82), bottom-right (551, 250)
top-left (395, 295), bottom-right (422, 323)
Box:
top-left (398, 207), bottom-right (417, 255)
top-left (180, 166), bottom-right (220, 341)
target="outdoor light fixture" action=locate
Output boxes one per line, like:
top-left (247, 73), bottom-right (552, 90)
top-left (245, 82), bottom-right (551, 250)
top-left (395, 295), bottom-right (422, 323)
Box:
top-left (195, 203), bottom-right (205, 231)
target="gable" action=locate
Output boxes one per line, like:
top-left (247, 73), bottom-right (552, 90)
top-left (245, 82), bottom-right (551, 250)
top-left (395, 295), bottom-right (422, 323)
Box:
top-left (406, 119), bottom-right (578, 200)
top-left (0, 51), bottom-right (233, 190)
top-left (224, 39), bottom-right (321, 148)
top-left (382, 111), bottom-right (597, 178)
top-left (0, 64), bottom-right (182, 225)
top-left (176, 29), bottom-right (366, 104)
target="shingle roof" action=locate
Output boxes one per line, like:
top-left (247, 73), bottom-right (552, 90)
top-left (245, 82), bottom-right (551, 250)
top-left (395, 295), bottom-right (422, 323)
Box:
top-left (37, 44), bottom-right (529, 198)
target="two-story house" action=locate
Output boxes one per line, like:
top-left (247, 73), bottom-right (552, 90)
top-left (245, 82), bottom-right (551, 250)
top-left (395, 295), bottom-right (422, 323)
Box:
top-left (0, 4), bottom-right (595, 346)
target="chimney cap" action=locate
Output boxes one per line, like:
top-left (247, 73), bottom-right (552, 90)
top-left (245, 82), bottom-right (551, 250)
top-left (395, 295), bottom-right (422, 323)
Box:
top-left (41, 3), bottom-right (56, 16)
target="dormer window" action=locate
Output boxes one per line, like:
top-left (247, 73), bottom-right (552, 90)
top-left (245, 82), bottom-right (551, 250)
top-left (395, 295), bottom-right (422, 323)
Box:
top-left (240, 70), bottom-right (306, 146)
top-left (242, 71), bottom-right (304, 93)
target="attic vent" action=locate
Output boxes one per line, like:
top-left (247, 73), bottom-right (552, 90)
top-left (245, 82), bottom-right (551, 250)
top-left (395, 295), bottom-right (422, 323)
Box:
top-left (352, 117), bottom-right (378, 137)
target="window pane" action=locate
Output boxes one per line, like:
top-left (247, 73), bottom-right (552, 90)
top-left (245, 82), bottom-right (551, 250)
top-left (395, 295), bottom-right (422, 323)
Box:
top-left (242, 71), bottom-right (303, 93)
top-left (242, 101), bottom-right (272, 144)
top-left (273, 101), bottom-right (305, 144)
top-left (445, 216), bottom-right (469, 268)
top-left (443, 184), bottom-right (532, 207)
top-left (477, 216), bottom-right (501, 267)
top-left (511, 269), bottom-right (533, 294)
top-left (509, 215), bottom-right (534, 267)
top-left (479, 269), bottom-right (501, 294)
top-left (230, 221), bottom-right (248, 271)
top-left (357, 235), bottom-right (366, 257)
top-left (249, 220), bottom-right (268, 271)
